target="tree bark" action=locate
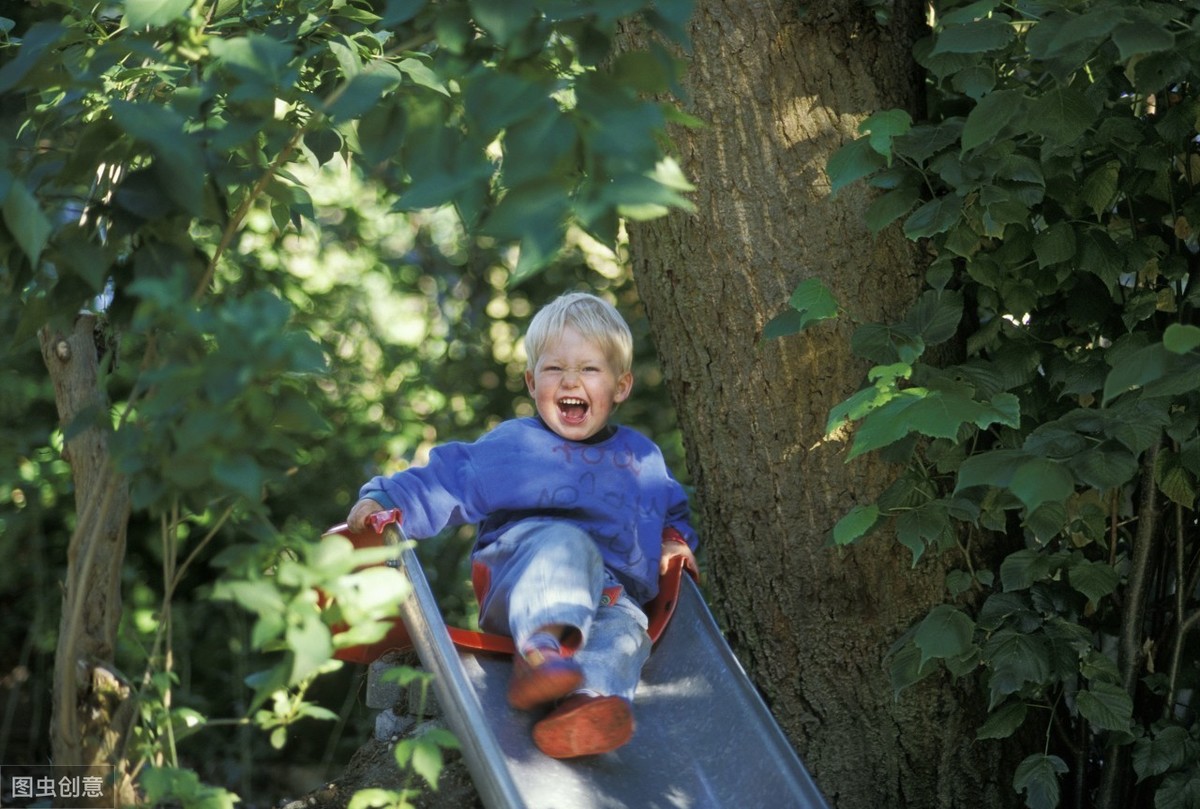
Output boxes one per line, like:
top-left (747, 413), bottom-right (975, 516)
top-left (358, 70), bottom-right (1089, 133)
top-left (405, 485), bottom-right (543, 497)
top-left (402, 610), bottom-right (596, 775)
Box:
top-left (629, 1), bottom-right (1018, 806)
top-left (39, 314), bottom-right (137, 806)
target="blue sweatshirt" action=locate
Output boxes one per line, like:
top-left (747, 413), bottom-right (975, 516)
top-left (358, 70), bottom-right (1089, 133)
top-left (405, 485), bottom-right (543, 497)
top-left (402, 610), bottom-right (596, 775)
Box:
top-left (359, 416), bottom-right (697, 604)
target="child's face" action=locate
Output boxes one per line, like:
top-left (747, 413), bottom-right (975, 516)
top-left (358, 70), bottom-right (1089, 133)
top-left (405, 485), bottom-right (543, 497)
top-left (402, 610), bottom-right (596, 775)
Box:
top-left (525, 326), bottom-right (633, 442)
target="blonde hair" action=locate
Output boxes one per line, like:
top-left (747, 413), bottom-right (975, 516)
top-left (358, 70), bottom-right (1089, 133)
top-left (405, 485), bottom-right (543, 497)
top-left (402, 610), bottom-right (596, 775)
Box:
top-left (525, 292), bottom-right (634, 376)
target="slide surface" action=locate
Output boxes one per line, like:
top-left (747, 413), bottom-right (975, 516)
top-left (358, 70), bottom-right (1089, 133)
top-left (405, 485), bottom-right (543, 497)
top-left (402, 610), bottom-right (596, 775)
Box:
top-left (389, 540), bottom-right (832, 809)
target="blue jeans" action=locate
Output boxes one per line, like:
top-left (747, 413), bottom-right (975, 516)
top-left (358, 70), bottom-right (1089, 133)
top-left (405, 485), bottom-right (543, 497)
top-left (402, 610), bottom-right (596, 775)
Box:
top-left (473, 520), bottom-right (651, 702)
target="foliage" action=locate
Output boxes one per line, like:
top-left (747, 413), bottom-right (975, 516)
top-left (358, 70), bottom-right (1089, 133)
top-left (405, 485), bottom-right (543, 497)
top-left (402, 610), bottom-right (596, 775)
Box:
top-left (0, 0), bottom-right (692, 802)
top-left (801, 0), bottom-right (1200, 806)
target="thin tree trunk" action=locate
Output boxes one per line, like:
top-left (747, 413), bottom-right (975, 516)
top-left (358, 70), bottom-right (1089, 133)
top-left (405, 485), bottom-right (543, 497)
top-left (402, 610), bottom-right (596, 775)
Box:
top-left (40, 314), bottom-right (137, 805)
top-left (630, 1), bottom-right (1021, 806)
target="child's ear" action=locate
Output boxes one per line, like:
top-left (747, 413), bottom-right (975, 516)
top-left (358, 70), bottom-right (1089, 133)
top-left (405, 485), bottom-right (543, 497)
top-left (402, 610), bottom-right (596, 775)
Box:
top-left (525, 369), bottom-right (536, 395)
top-left (614, 371), bottom-right (633, 403)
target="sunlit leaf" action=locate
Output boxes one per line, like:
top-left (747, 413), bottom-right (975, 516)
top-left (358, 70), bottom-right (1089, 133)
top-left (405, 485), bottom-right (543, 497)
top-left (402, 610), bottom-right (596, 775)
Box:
top-left (1164, 324), bottom-right (1200, 354)
top-left (832, 504), bottom-right (881, 545)
top-left (122, 0), bottom-right (192, 29)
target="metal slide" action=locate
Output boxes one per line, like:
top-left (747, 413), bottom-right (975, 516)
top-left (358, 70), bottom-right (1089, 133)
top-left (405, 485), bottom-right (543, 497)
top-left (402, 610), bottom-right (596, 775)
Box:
top-left (387, 534), bottom-right (832, 809)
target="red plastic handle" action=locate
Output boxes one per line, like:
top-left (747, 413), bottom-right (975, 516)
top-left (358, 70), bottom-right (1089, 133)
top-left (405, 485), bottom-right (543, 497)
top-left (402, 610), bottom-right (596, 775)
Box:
top-left (365, 507), bottom-right (404, 534)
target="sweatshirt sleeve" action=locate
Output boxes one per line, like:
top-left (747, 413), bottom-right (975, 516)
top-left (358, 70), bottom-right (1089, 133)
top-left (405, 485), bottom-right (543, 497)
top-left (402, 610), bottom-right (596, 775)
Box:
top-left (358, 441), bottom-right (489, 539)
top-left (663, 473), bottom-right (699, 552)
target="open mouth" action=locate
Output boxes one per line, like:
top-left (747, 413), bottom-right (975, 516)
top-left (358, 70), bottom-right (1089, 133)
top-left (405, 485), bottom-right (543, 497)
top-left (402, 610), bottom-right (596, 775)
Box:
top-left (557, 397), bottom-right (589, 424)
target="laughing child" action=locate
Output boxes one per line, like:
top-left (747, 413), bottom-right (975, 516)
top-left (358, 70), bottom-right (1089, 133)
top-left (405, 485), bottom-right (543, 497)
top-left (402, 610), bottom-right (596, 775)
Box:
top-left (347, 291), bottom-right (699, 758)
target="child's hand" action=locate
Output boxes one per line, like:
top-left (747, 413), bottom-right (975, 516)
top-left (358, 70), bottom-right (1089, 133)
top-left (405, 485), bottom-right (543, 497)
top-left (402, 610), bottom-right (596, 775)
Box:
top-left (347, 498), bottom-right (385, 532)
top-left (660, 540), bottom-right (699, 581)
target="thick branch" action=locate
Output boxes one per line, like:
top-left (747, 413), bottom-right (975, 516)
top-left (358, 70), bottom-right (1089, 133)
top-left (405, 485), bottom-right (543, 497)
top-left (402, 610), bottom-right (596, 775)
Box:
top-left (39, 315), bottom-right (136, 805)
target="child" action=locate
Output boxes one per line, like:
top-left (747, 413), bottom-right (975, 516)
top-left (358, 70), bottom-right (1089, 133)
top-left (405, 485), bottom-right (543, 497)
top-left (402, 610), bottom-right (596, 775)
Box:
top-left (347, 291), bottom-right (699, 758)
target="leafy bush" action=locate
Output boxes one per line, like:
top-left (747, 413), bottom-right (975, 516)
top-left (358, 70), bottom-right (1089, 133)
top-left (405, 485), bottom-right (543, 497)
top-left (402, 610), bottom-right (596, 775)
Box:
top-left (1, 0), bottom-right (692, 803)
top-left (798, 1), bottom-right (1200, 807)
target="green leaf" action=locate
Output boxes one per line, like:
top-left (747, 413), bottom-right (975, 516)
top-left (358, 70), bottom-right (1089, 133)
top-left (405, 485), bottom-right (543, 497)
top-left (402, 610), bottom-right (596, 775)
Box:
top-left (470, 0), bottom-right (535, 46)
top-left (827, 137), bottom-right (886, 195)
top-left (888, 637), bottom-right (937, 696)
top-left (2, 178), bottom-right (52, 266)
top-left (466, 71), bottom-right (547, 135)
top-left (772, 278), bottom-right (840, 335)
top-left (211, 580), bottom-right (286, 616)
top-left (1081, 161), bottom-right (1120, 218)
top-left (961, 89), bottom-right (1024, 152)
top-left (483, 181), bottom-right (568, 241)
top-left (410, 735), bottom-right (446, 787)
top-left (399, 56), bottom-right (449, 96)
top-left (932, 18), bottom-right (1015, 55)
top-left (832, 504), bottom-right (881, 545)
top-left (1158, 769), bottom-right (1200, 809)
top-left (763, 309), bottom-right (805, 341)
top-left (123, 0), bottom-right (193, 29)
top-left (1032, 222), bottom-right (1076, 268)
top-left (208, 33), bottom-right (295, 88)
top-left (109, 100), bottom-right (204, 215)
top-left (1010, 458), bottom-right (1074, 513)
top-left (347, 789), bottom-right (407, 809)
top-left (984, 629), bottom-right (1053, 703)
top-left (1028, 87), bottom-right (1096, 145)
top-left (1102, 342), bottom-right (1170, 405)
top-left (1071, 444), bottom-right (1139, 489)
top-left (1066, 558), bottom-right (1118, 605)
top-left (859, 109), bottom-right (913, 157)
top-left (1132, 726), bottom-right (1192, 781)
top-left (1112, 19), bottom-right (1174, 61)
top-left (1013, 754), bottom-right (1068, 809)
top-left (1156, 449), bottom-right (1196, 509)
top-left (1164, 324), bottom-right (1200, 354)
top-left (848, 391), bottom-right (922, 457)
top-left (0, 22), bottom-right (65, 94)
top-left (286, 613), bottom-right (333, 685)
top-left (381, 0), bottom-right (428, 26)
top-left (903, 290), bottom-right (963, 345)
top-left (866, 184), bottom-right (922, 232)
top-left (326, 64), bottom-right (403, 122)
top-left (213, 454), bottom-right (266, 500)
top-left (504, 111), bottom-right (577, 186)
top-left (1076, 681), bottom-right (1133, 732)
top-left (1000, 548), bottom-right (1063, 592)
top-left (896, 501), bottom-right (951, 566)
top-left (914, 604), bottom-right (975, 665)
top-left (904, 195), bottom-right (963, 239)
top-left (956, 449), bottom-right (1029, 492)
top-left (977, 700), bottom-right (1028, 740)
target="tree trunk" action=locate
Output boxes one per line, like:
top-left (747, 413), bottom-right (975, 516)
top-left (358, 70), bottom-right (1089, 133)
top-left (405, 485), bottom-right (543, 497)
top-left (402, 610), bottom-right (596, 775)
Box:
top-left (629, 2), bottom-right (1017, 806)
top-left (39, 314), bottom-right (137, 805)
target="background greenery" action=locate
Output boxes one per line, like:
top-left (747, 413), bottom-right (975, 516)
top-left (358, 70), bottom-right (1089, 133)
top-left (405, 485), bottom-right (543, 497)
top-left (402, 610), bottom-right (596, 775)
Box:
top-left (8, 0), bottom-right (1200, 807)
top-left (0, 0), bottom-right (690, 802)
top-left (799, 2), bottom-right (1200, 807)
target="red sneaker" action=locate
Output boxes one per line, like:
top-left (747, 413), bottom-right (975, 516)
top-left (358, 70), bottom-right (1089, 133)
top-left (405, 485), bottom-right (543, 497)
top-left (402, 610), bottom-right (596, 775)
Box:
top-left (507, 647), bottom-right (584, 711)
top-left (532, 694), bottom-right (634, 758)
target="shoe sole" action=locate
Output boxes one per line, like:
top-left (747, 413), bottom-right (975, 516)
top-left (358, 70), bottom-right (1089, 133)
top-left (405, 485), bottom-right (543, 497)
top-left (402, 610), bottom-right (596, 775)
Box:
top-left (508, 663), bottom-right (584, 711)
top-left (532, 696), bottom-right (634, 758)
